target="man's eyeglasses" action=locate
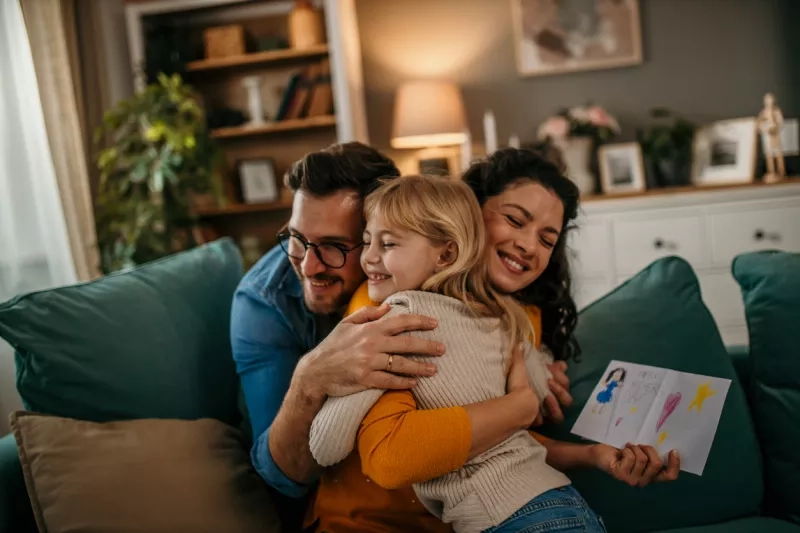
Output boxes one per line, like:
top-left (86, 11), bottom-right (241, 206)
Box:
top-left (277, 231), bottom-right (363, 269)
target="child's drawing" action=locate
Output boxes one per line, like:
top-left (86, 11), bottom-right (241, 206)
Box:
top-left (688, 381), bottom-right (717, 412)
top-left (592, 367), bottom-right (626, 414)
top-left (572, 360), bottom-right (733, 476)
top-left (656, 392), bottom-right (681, 432)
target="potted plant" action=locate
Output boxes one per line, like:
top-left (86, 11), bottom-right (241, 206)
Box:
top-left (538, 104), bottom-right (621, 195)
top-left (636, 108), bottom-right (695, 188)
top-left (94, 73), bottom-right (224, 274)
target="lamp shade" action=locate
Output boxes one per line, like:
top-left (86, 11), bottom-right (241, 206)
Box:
top-left (390, 81), bottom-right (468, 149)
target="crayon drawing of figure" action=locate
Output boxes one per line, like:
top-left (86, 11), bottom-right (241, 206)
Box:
top-left (593, 367), bottom-right (626, 414)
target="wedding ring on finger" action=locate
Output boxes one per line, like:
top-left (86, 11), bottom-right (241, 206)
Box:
top-left (385, 354), bottom-right (393, 372)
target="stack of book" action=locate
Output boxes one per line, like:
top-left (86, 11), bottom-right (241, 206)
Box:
top-left (275, 58), bottom-right (333, 121)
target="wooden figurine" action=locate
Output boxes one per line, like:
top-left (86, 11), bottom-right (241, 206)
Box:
top-left (757, 92), bottom-right (786, 182)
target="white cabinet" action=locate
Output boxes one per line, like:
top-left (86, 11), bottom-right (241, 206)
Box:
top-left (612, 210), bottom-right (708, 275)
top-left (573, 181), bottom-right (800, 346)
top-left (709, 203), bottom-right (800, 266)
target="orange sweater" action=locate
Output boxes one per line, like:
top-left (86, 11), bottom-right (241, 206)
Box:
top-left (305, 283), bottom-right (542, 533)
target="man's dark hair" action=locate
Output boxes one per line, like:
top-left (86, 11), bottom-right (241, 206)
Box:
top-left (283, 141), bottom-right (401, 199)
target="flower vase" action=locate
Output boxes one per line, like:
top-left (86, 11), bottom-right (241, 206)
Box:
top-left (556, 136), bottom-right (596, 195)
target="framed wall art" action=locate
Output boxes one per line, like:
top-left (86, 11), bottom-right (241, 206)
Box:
top-left (511, 0), bottom-right (643, 77)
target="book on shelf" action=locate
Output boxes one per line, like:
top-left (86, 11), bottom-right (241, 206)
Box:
top-left (275, 59), bottom-right (333, 121)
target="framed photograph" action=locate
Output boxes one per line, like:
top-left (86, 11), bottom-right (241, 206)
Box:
top-left (692, 118), bottom-right (758, 186)
top-left (598, 142), bottom-right (646, 194)
top-left (511, 0), bottom-right (643, 77)
top-left (239, 158), bottom-right (278, 204)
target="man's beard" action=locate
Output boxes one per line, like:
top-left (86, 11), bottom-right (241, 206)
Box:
top-left (301, 274), bottom-right (351, 315)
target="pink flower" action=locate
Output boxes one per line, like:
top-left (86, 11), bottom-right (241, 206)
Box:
top-left (538, 116), bottom-right (570, 140)
top-left (588, 106), bottom-right (611, 127)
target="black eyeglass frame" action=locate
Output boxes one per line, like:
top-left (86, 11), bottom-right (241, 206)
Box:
top-left (276, 231), bottom-right (363, 269)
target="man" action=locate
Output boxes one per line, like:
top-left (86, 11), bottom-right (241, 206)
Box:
top-left (231, 142), bottom-right (574, 532)
top-left (231, 142), bottom-right (446, 528)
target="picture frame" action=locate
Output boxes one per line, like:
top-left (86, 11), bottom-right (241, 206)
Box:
top-left (692, 118), bottom-right (758, 186)
top-left (510, 0), bottom-right (643, 78)
top-left (239, 158), bottom-right (278, 204)
top-left (598, 142), bottom-right (646, 195)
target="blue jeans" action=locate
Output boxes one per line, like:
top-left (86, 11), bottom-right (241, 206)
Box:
top-left (482, 485), bottom-right (607, 533)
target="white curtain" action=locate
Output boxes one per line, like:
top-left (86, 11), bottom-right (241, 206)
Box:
top-left (0, 0), bottom-right (78, 433)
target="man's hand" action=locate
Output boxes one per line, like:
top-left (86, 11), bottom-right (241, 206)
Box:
top-left (592, 442), bottom-right (680, 487)
top-left (543, 360), bottom-right (573, 423)
top-left (296, 303), bottom-right (444, 399)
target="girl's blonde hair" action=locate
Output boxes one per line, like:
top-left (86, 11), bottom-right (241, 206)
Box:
top-left (364, 174), bottom-right (534, 349)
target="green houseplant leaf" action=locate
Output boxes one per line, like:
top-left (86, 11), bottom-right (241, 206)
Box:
top-left (94, 74), bottom-right (224, 274)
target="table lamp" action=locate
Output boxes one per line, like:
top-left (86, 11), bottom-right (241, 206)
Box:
top-left (390, 81), bottom-right (468, 175)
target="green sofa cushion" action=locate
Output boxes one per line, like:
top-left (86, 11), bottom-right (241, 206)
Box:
top-left (539, 256), bottom-right (763, 533)
top-left (0, 239), bottom-right (244, 426)
top-left (0, 433), bottom-right (36, 533)
top-left (727, 345), bottom-right (751, 399)
top-left (733, 250), bottom-right (800, 525)
top-left (656, 516), bottom-right (800, 533)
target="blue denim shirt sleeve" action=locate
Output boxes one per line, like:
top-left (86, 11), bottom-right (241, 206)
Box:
top-left (230, 282), bottom-right (312, 498)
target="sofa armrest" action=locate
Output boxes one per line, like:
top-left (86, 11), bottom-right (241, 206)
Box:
top-left (0, 432), bottom-right (36, 533)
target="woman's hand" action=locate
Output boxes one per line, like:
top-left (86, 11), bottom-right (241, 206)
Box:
top-left (592, 442), bottom-right (680, 487)
top-left (506, 344), bottom-right (543, 428)
top-left (543, 360), bottom-right (573, 423)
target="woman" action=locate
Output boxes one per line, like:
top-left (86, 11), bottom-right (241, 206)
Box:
top-left (304, 148), bottom-right (679, 533)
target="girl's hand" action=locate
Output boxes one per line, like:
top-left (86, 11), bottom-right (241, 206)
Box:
top-left (592, 443), bottom-right (680, 487)
top-left (506, 344), bottom-right (543, 428)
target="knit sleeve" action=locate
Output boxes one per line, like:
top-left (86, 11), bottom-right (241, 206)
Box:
top-left (310, 388), bottom-right (385, 467)
top-left (525, 343), bottom-right (554, 403)
top-left (308, 296), bottom-right (399, 467)
top-left (523, 304), bottom-right (553, 404)
top-left (357, 390), bottom-right (471, 489)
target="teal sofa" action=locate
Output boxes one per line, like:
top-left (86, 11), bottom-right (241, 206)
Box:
top-left (0, 239), bottom-right (798, 533)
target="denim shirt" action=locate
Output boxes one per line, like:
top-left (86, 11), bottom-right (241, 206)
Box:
top-left (230, 245), bottom-right (337, 497)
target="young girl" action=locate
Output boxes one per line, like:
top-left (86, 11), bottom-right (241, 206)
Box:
top-left (308, 175), bottom-right (606, 533)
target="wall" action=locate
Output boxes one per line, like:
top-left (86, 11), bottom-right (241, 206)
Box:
top-left (355, 0), bottom-right (799, 167)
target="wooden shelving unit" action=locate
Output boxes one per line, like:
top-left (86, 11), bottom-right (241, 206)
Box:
top-left (125, 0), bottom-right (368, 266)
top-left (186, 44), bottom-right (329, 72)
top-left (211, 114), bottom-right (336, 139)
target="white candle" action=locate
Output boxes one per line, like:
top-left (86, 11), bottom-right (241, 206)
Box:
top-left (242, 75), bottom-right (265, 126)
top-left (483, 110), bottom-right (498, 155)
top-left (460, 128), bottom-right (472, 172)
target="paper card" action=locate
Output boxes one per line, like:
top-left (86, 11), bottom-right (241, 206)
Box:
top-left (571, 360), bottom-right (731, 476)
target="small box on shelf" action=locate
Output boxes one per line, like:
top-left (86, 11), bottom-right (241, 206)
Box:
top-left (203, 25), bottom-right (246, 59)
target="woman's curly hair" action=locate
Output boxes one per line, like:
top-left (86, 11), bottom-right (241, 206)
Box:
top-left (462, 147), bottom-right (581, 361)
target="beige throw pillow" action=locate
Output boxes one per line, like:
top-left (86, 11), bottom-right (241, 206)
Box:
top-left (10, 412), bottom-right (281, 533)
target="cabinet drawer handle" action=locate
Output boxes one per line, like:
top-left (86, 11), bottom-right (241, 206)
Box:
top-left (753, 229), bottom-right (781, 242)
top-left (653, 238), bottom-right (678, 251)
